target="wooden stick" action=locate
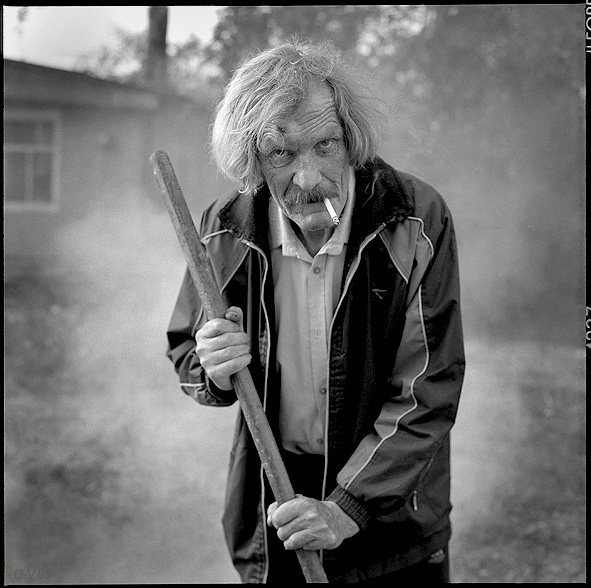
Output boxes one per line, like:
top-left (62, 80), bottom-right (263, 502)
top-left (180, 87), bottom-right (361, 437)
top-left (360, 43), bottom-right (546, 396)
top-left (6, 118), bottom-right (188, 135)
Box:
top-left (150, 151), bottom-right (329, 583)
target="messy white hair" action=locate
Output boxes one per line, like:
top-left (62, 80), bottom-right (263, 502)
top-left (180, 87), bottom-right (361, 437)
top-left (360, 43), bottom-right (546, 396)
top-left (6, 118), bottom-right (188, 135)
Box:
top-left (210, 39), bottom-right (382, 195)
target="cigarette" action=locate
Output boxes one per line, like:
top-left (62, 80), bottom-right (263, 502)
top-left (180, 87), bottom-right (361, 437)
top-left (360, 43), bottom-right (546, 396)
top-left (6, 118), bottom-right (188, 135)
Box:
top-left (323, 198), bottom-right (340, 226)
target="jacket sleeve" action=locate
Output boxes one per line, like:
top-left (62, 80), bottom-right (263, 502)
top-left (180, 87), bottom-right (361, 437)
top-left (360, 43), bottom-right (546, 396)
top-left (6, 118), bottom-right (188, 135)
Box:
top-left (166, 266), bottom-right (238, 407)
top-left (327, 193), bottom-right (465, 527)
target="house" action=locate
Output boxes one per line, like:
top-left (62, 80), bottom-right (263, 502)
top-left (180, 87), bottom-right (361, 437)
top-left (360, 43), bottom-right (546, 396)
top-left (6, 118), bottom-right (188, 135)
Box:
top-left (4, 58), bottom-right (233, 278)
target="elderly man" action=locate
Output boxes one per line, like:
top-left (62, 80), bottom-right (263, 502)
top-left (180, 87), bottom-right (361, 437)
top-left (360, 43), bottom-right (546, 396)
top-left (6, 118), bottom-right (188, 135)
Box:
top-left (166, 40), bottom-right (465, 584)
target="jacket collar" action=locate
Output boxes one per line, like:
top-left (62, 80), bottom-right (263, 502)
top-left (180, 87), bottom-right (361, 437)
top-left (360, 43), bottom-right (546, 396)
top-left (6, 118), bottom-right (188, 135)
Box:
top-left (218, 157), bottom-right (414, 254)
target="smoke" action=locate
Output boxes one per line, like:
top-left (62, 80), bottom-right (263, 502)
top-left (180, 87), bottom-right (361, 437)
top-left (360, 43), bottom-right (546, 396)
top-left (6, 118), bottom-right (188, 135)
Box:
top-left (6, 186), bottom-right (241, 583)
top-left (6, 29), bottom-right (584, 579)
top-left (450, 339), bottom-right (530, 533)
top-left (375, 60), bottom-right (585, 575)
top-left (379, 83), bottom-right (584, 346)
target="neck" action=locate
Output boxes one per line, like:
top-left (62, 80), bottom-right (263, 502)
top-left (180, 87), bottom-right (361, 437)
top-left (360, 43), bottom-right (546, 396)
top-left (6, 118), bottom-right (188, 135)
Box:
top-left (292, 225), bottom-right (334, 257)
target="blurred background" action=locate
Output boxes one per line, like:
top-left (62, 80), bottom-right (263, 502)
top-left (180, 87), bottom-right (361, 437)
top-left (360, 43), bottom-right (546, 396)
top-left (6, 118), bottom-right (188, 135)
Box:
top-left (4, 5), bottom-right (585, 584)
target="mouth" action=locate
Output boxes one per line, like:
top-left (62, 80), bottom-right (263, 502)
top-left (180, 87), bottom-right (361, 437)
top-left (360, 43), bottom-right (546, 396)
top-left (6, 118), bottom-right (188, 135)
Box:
top-left (289, 200), bottom-right (327, 216)
top-left (284, 186), bottom-right (338, 213)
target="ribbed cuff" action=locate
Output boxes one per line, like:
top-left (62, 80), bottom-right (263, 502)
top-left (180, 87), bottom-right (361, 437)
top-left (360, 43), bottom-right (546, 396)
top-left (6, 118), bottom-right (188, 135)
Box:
top-left (205, 374), bottom-right (237, 403)
top-left (326, 485), bottom-right (372, 532)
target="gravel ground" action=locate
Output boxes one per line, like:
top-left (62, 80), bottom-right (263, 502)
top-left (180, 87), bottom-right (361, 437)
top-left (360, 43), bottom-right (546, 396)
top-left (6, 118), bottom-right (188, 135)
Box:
top-left (4, 274), bottom-right (586, 584)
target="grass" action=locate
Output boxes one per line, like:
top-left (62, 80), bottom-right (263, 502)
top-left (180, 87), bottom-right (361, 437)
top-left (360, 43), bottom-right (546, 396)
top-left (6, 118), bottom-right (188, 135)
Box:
top-left (5, 272), bottom-right (240, 584)
top-left (4, 274), bottom-right (586, 584)
top-left (450, 340), bottom-right (585, 583)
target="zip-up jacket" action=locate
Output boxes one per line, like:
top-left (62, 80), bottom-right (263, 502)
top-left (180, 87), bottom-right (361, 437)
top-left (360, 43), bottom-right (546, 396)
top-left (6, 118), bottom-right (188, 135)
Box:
top-left (166, 157), bottom-right (465, 583)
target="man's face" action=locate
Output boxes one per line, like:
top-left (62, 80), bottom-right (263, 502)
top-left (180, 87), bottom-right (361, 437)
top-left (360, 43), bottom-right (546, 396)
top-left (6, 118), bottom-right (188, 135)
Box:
top-left (258, 82), bottom-right (350, 234)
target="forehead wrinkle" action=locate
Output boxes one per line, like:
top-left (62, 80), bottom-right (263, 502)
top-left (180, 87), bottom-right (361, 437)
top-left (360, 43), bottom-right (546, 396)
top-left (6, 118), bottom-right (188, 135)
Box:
top-left (293, 95), bottom-right (338, 127)
top-left (259, 125), bottom-right (285, 152)
top-left (282, 107), bottom-right (342, 147)
top-left (259, 93), bottom-right (342, 155)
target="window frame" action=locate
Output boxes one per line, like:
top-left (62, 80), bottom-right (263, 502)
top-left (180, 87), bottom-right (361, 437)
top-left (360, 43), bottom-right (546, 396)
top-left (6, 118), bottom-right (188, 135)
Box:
top-left (4, 109), bottom-right (61, 213)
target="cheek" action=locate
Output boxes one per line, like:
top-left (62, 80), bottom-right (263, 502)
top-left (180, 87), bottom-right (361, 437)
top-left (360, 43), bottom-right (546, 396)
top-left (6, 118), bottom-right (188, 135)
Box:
top-left (260, 159), bottom-right (285, 187)
top-left (264, 169), bottom-right (291, 200)
top-left (323, 149), bottom-right (349, 182)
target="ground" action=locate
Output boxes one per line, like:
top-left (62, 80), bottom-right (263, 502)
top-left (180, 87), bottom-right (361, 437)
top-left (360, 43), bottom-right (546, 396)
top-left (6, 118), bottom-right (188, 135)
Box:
top-left (4, 273), bottom-right (586, 584)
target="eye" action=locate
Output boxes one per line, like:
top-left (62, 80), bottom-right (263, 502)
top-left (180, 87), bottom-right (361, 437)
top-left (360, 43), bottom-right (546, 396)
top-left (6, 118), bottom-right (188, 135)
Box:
top-left (315, 138), bottom-right (339, 154)
top-left (267, 148), bottom-right (295, 168)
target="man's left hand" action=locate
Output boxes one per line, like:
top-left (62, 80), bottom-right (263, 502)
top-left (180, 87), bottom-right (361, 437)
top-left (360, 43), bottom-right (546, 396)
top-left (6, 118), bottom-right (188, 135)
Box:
top-left (266, 494), bottom-right (359, 551)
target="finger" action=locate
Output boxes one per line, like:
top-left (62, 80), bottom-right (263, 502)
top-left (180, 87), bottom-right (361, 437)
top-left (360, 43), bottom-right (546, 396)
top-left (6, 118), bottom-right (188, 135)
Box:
top-left (276, 513), bottom-right (317, 542)
top-left (283, 529), bottom-right (323, 551)
top-left (225, 306), bottom-right (245, 330)
top-left (301, 539), bottom-right (324, 551)
top-left (267, 502), bottom-right (278, 526)
top-left (203, 344), bottom-right (252, 366)
top-left (270, 495), bottom-right (311, 528)
top-left (199, 317), bottom-right (244, 338)
top-left (206, 355), bottom-right (252, 383)
top-left (197, 330), bottom-right (250, 353)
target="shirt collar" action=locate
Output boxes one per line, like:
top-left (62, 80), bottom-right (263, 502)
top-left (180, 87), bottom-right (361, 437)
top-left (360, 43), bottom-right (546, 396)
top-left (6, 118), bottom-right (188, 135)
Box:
top-left (269, 167), bottom-right (356, 258)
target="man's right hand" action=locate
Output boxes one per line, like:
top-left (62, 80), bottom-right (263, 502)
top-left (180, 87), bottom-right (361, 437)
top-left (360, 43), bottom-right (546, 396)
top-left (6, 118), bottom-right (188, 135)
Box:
top-left (195, 306), bottom-right (252, 390)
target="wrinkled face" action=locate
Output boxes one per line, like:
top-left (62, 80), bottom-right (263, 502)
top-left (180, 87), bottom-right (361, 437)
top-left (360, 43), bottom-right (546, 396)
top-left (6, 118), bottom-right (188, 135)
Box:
top-left (258, 82), bottom-right (350, 234)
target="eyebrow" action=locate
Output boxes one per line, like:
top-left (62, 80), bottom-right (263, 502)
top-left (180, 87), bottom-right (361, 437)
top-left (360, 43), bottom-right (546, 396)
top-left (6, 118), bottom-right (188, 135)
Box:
top-left (257, 126), bottom-right (280, 153)
top-left (260, 122), bottom-right (343, 153)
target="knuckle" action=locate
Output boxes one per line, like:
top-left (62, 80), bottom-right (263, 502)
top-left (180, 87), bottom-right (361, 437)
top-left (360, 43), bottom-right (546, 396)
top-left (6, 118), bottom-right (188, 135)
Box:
top-left (276, 528), bottom-right (288, 541)
top-left (284, 535), bottom-right (298, 550)
top-left (202, 319), bottom-right (220, 333)
top-left (207, 318), bottom-right (234, 335)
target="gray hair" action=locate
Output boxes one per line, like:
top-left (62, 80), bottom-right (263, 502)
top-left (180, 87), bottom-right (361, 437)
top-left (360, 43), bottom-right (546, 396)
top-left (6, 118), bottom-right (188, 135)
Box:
top-left (210, 40), bottom-right (382, 195)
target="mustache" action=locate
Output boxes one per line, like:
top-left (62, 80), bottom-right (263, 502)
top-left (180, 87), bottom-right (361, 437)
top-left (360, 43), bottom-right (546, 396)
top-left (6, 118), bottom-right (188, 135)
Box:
top-left (283, 185), bottom-right (339, 207)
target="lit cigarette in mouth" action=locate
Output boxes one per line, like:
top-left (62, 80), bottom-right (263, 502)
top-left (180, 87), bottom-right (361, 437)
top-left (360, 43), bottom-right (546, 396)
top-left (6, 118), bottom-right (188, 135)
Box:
top-left (323, 198), bottom-right (340, 226)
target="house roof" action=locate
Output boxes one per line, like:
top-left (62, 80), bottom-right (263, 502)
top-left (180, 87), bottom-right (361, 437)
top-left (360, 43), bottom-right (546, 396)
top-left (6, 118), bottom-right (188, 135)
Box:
top-left (3, 58), bottom-right (211, 110)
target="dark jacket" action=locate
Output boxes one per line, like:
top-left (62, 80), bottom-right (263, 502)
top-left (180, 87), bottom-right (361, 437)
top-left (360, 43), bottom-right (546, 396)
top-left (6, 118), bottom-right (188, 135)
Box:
top-left (166, 157), bottom-right (465, 583)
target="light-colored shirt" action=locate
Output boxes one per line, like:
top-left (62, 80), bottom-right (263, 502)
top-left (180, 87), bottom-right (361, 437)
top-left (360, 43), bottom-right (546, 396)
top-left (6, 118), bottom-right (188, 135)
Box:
top-left (269, 169), bottom-right (355, 455)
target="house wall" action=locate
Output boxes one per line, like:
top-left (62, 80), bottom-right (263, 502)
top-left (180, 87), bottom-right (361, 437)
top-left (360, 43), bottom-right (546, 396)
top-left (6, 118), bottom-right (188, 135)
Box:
top-left (4, 101), bottom-right (145, 276)
top-left (146, 98), bottom-right (235, 218)
top-left (4, 95), bottom-right (234, 278)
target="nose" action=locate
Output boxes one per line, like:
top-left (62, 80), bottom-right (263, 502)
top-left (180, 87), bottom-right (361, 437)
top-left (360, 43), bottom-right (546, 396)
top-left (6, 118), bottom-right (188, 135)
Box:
top-left (292, 153), bottom-right (322, 192)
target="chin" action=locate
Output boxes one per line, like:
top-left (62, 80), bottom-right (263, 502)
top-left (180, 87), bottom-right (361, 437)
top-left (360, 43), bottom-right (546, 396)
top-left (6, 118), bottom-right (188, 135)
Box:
top-left (293, 214), bottom-right (334, 234)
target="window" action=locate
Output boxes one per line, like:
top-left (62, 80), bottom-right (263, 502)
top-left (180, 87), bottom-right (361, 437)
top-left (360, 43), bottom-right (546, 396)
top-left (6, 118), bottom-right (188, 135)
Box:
top-left (4, 110), bottom-right (60, 210)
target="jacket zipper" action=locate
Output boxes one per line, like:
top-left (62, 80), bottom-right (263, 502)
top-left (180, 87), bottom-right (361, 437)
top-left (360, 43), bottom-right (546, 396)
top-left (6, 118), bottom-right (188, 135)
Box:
top-left (243, 225), bottom-right (388, 575)
top-left (411, 450), bottom-right (438, 512)
top-left (412, 490), bottom-right (418, 511)
top-left (239, 237), bottom-right (272, 584)
top-left (322, 223), bottom-right (387, 501)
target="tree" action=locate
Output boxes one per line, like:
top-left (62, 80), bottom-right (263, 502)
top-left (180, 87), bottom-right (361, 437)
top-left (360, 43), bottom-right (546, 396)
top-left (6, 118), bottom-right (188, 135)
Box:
top-left (74, 4), bottom-right (583, 343)
top-left (144, 5), bottom-right (169, 92)
top-left (76, 26), bottom-right (146, 85)
top-left (203, 5), bottom-right (430, 84)
top-left (75, 6), bottom-right (213, 97)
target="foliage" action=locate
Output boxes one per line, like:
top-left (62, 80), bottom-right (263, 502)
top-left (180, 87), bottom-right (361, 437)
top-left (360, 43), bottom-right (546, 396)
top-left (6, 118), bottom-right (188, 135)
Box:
top-left (75, 6), bottom-right (584, 127)
top-left (204, 5), bottom-right (382, 81)
top-left (223, 9), bottom-right (582, 234)
top-left (73, 5), bottom-right (583, 344)
top-left (75, 27), bottom-right (210, 96)
top-left (76, 27), bottom-right (147, 86)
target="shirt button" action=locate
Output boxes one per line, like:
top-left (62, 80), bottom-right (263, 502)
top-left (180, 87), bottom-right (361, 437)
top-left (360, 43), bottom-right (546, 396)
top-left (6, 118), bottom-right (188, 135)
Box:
top-left (320, 388), bottom-right (327, 395)
top-left (317, 438), bottom-right (324, 445)
top-left (313, 267), bottom-right (321, 274)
